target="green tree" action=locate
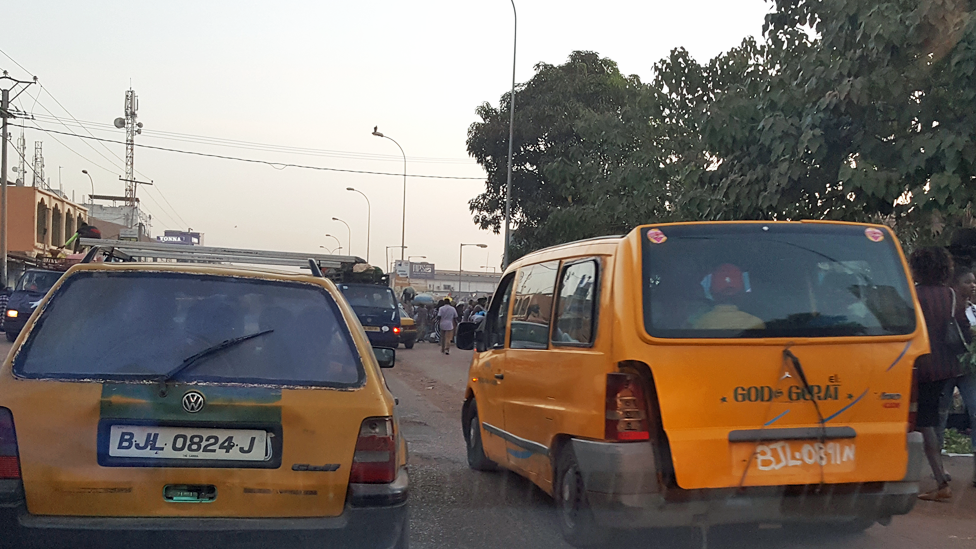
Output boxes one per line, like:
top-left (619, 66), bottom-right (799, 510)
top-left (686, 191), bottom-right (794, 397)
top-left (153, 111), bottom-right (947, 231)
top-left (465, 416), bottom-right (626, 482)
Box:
top-left (466, 51), bottom-right (678, 261)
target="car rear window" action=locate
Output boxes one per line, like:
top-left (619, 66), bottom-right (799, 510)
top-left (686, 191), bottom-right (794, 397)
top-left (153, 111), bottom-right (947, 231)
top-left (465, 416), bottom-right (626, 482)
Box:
top-left (641, 224), bottom-right (916, 338)
top-left (16, 270), bottom-right (62, 292)
top-left (338, 284), bottom-right (397, 309)
top-left (13, 271), bottom-right (364, 387)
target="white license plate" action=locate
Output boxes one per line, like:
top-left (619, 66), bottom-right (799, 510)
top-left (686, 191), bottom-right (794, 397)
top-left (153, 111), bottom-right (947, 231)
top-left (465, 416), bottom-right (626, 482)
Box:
top-left (108, 425), bottom-right (271, 462)
top-left (734, 440), bottom-right (856, 474)
top-left (363, 326), bottom-right (381, 332)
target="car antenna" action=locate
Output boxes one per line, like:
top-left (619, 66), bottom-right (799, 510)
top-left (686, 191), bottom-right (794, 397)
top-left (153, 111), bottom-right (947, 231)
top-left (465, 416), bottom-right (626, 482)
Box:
top-left (308, 259), bottom-right (325, 278)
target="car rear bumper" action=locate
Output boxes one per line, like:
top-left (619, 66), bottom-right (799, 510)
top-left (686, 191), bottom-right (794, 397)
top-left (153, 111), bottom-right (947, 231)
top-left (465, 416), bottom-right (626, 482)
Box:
top-left (571, 433), bottom-right (923, 529)
top-left (366, 331), bottom-right (399, 348)
top-left (0, 471), bottom-right (408, 549)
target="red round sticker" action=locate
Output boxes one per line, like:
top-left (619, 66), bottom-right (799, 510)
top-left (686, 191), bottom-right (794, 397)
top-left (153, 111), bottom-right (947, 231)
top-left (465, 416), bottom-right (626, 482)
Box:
top-left (647, 228), bottom-right (667, 244)
top-left (865, 228), bottom-right (885, 242)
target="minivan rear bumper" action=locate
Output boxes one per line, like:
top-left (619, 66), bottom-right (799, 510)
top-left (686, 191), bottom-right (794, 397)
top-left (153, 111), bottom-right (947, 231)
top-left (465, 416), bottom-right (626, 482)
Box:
top-left (0, 470), bottom-right (408, 549)
top-left (572, 433), bottom-right (923, 529)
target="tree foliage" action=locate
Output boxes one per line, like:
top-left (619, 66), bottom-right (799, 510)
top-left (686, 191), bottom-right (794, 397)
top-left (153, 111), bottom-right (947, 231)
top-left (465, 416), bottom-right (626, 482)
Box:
top-left (467, 0), bottom-right (976, 260)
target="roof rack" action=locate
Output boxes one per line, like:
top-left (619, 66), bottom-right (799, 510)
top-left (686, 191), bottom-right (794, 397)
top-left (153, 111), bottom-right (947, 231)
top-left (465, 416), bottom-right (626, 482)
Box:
top-left (77, 238), bottom-right (365, 272)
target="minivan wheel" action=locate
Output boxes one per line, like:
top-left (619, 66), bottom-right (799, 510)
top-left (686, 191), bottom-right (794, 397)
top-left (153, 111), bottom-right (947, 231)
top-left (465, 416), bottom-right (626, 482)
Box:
top-left (465, 402), bottom-right (497, 471)
top-left (4, 331), bottom-right (15, 342)
top-left (556, 448), bottom-right (606, 547)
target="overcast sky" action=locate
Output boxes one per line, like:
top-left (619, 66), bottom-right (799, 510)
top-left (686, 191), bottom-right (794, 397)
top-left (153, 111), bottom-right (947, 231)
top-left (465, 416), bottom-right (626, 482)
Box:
top-left (2, 0), bottom-right (771, 271)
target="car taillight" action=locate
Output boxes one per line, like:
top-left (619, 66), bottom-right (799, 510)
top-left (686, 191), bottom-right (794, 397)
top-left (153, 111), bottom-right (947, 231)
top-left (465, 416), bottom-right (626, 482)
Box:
top-left (606, 373), bottom-right (650, 441)
top-left (908, 374), bottom-right (919, 432)
top-left (0, 407), bottom-right (20, 480)
top-left (5, 309), bottom-right (17, 318)
top-left (392, 326), bottom-right (401, 334)
top-left (349, 417), bottom-right (396, 484)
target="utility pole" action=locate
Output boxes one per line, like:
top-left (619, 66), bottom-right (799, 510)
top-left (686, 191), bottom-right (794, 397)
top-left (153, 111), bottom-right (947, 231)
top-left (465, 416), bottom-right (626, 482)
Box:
top-left (32, 142), bottom-right (44, 188)
top-left (0, 71), bottom-right (37, 288)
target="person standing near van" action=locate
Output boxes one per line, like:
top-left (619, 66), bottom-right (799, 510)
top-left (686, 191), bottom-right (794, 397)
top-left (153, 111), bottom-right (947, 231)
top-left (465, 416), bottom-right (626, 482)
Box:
top-left (437, 301), bottom-right (459, 355)
top-left (909, 247), bottom-right (972, 501)
top-left (945, 264), bottom-right (976, 487)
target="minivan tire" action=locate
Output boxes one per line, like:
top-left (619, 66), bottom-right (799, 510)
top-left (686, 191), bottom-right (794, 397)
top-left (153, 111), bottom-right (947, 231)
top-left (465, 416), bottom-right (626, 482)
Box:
top-left (465, 402), bottom-right (497, 471)
top-left (556, 447), bottom-right (607, 547)
top-left (4, 331), bottom-right (15, 342)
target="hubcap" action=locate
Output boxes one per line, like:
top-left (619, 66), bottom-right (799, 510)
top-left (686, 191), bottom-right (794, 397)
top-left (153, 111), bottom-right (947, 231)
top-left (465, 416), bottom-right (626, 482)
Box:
top-left (469, 417), bottom-right (478, 449)
top-left (560, 465), bottom-right (579, 529)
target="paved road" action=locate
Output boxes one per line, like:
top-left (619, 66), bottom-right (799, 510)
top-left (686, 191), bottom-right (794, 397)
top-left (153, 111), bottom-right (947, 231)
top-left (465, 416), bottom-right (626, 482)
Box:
top-left (387, 342), bottom-right (976, 549)
top-left (1, 338), bottom-right (975, 548)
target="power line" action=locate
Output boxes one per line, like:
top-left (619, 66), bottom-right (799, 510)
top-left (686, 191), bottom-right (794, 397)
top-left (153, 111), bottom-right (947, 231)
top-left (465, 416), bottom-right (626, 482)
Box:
top-left (15, 125), bottom-right (486, 180)
top-left (30, 112), bottom-right (473, 165)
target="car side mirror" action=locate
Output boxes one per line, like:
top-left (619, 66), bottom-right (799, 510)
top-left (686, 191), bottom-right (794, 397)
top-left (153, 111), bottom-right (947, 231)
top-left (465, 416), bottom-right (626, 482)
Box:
top-left (372, 346), bottom-right (396, 368)
top-left (455, 322), bottom-right (478, 351)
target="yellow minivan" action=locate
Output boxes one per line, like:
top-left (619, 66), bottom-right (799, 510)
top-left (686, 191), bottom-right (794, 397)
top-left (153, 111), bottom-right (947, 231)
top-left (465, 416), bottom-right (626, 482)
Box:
top-left (457, 221), bottom-right (925, 545)
top-left (0, 250), bottom-right (408, 549)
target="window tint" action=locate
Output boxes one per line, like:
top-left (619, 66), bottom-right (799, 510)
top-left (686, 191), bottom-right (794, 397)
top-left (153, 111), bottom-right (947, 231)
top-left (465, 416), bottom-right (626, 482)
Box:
top-left (487, 274), bottom-right (516, 348)
top-left (641, 224), bottom-right (916, 338)
top-left (14, 272), bottom-right (364, 387)
top-left (509, 262), bottom-right (560, 350)
top-left (553, 260), bottom-right (598, 345)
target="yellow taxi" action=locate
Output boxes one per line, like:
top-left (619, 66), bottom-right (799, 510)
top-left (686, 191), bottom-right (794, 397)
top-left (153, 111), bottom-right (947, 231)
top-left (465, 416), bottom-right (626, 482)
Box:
top-left (397, 304), bottom-right (418, 349)
top-left (457, 222), bottom-right (925, 545)
top-left (0, 246), bottom-right (408, 549)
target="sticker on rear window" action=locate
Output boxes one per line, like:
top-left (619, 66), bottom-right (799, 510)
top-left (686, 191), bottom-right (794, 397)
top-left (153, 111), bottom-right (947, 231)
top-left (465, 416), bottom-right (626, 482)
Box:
top-left (646, 228), bottom-right (667, 244)
top-left (865, 228), bottom-right (885, 242)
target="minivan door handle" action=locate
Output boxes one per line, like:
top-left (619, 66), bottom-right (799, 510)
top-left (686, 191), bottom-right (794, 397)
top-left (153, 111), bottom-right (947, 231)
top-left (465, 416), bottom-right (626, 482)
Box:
top-left (494, 373), bottom-right (504, 380)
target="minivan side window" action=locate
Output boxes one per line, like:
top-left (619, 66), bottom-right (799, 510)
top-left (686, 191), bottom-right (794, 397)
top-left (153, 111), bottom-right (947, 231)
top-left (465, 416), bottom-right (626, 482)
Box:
top-left (509, 261), bottom-right (560, 350)
top-left (552, 259), bottom-right (598, 346)
top-left (487, 273), bottom-right (516, 348)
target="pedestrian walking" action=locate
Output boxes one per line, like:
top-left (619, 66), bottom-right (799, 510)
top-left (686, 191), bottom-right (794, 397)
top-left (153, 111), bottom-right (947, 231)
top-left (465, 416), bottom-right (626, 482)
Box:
top-left (415, 304), bottom-right (428, 343)
top-left (909, 247), bottom-right (972, 501)
top-left (942, 262), bottom-right (976, 487)
top-left (437, 299), bottom-right (458, 355)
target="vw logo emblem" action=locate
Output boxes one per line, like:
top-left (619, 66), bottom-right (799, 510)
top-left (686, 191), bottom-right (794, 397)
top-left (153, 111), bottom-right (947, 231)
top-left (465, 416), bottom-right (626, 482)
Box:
top-left (181, 391), bottom-right (205, 413)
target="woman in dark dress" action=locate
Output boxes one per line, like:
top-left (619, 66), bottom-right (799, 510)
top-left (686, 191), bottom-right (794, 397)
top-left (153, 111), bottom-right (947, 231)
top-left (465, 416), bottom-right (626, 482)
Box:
top-left (909, 247), bottom-right (972, 501)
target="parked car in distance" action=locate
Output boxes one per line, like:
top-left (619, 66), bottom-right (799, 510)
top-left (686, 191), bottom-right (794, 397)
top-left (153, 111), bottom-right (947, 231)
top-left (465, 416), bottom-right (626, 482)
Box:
top-left (397, 304), bottom-right (417, 349)
top-left (338, 283), bottom-right (402, 348)
top-left (3, 269), bottom-right (63, 342)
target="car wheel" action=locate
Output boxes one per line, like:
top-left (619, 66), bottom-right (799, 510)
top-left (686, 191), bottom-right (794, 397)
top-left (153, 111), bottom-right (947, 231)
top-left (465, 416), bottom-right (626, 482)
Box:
top-left (556, 447), bottom-right (606, 547)
top-left (404, 341), bottom-right (414, 349)
top-left (464, 402), bottom-right (497, 471)
top-left (5, 331), bottom-right (15, 342)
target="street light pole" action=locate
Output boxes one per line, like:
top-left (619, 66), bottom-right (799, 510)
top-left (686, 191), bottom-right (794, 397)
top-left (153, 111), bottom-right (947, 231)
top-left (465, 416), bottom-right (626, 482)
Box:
top-left (372, 127), bottom-right (407, 261)
top-left (346, 187), bottom-right (371, 264)
top-left (332, 217), bottom-right (351, 255)
top-left (81, 170), bottom-right (95, 204)
top-left (325, 234), bottom-right (342, 254)
top-left (385, 245), bottom-right (407, 274)
top-left (459, 243), bottom-right (488, 296)
top-left (503, 0), bottom-right (517, 271)
top-left (1, 72), bottom-right (37, 288)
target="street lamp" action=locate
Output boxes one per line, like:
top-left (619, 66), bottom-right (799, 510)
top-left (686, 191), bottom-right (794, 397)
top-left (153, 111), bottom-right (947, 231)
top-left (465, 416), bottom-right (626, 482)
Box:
top-left (459, 243), bottom-right (488, 295)
top-left (332, 217), bottom-right (351, 254)
top-left (386, 245), bottom-right (407, 274)
top-left (408, 255), bottom-right (426, 262)
top-left (325, 234), bottom-right (342, 254)
top-left (81, 170), bottom-right (94, 204)
top-left (503, 0), bottom-right (518, 270)
top-left (371, 127), bottom-right (407, 261)
top-left (319, 245), bottom-right (336, 254)
top-left (346, 187), bottom-right (371, 264)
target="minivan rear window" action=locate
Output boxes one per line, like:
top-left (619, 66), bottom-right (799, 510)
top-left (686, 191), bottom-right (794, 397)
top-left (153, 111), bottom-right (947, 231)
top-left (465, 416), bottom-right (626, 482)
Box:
top-left (13, 272), bottom-right (364, 387)
top-left (641, 224), bottom-right (916, 338)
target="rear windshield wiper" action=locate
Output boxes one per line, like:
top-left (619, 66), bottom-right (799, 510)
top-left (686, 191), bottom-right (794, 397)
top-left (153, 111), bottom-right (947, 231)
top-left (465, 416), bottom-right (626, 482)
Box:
top-left (158, 329), bottom-right (274, 384)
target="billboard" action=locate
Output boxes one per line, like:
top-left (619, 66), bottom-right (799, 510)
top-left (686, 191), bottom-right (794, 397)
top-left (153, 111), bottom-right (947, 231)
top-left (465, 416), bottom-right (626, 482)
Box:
top-left (156, 230), bottom-right (203, 246)
top-left (410, 262), bottom-right (435, 279)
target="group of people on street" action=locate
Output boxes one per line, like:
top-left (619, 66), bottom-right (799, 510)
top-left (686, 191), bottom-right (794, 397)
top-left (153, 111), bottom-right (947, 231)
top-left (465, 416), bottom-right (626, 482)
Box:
top-left (402, 296), bottom-right (489, 355)
top-left (909, 228), bottom-right (976, 501)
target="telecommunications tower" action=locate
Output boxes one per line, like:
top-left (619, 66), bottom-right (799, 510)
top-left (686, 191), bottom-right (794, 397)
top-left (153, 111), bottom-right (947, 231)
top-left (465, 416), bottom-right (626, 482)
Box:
top-left (114, 88), bottom-right (145, 228)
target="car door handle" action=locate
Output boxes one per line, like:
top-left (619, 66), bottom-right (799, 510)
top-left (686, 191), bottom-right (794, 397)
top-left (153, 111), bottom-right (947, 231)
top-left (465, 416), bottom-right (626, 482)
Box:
top-left (494, 373), bottom-right (504, 380)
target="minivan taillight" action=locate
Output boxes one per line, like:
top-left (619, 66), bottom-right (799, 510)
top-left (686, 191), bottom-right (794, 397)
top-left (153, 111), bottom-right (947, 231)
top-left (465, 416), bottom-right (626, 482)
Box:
top-left (0, 407), bottom-right (20, 479)
top-left (606, 373), bottom-right (650, 441)
top-left (349, 417), bottom-right (396, 484)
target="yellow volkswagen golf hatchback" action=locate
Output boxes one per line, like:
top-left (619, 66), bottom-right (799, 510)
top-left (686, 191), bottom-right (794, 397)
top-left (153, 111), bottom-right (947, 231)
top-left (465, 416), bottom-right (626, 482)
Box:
top-left (457, 221), bottom-right (925, 546)
top-left (0, 244), bottom-right (408, 549)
